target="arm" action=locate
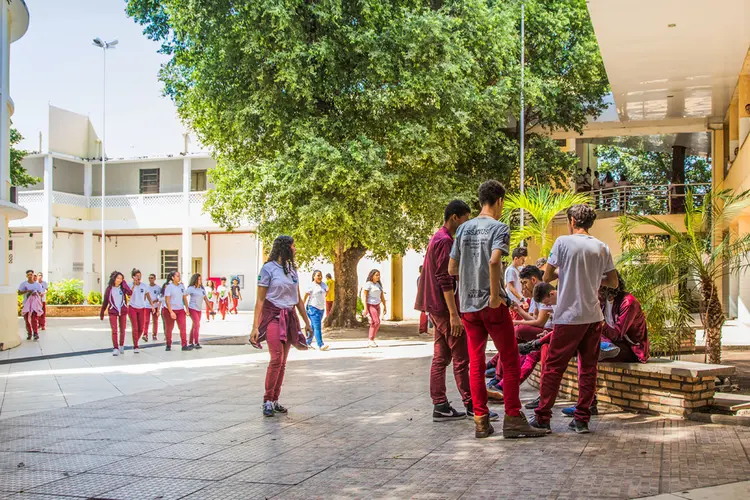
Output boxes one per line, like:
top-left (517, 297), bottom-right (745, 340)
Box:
top-left (183, 293), bottom-right (190, 311)
top-left (302, 292), bottom-right (310, 305)
top-left (250, 286), bottom-right (268, 343)
top-left (99, 287), bottom-right (109, 320)
top-left (295, 287), bottom-right (312, 333)
top-left (601, 269), bottom-right (618, 288)
top-left (238, 289), bottom-right (243, 301)
top-left (435, 240), bottom-right (462, 336)
top-left (602, 298), bottom-right (637, 343)
top-left (121, 281), bottom-right (132, 297)
top-left (488, 249), bottom-right (502, 308)
top-left (362, 289), bottom-right (370, 317)
top-left (448, 258), bottom-right (459, 276)
top-left (543, 263), bottom-right (558, 283)
top-left (514, 308), bottom-right (550, 328)
top-left (145, 292), bottom-right (154, 308)
top-left (381, 291), bottom-right (387, 315)
top-left (203, 294), bottom-right (211, 309)
top-left (513, 305), bottom-right (535, 321)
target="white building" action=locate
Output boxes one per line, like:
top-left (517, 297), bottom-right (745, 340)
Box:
top-left (1, 0), bottom-right (30, 350)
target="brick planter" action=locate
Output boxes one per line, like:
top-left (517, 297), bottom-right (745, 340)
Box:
top-left (527, 358), bottom-right (735, 417)
top-left (45, 305), bottom-right (101, 317)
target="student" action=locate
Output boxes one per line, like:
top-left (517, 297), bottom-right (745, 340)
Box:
top-left (325, 273), bottom-right (335, 316)
top-left (100, 271), bottom-right (133, 356)
top-left (37, 272), bottom-right (48, 331)
top-left (229, 278), bottom-right (242, 314)
top-left (250, 235), bottom-right (312, 417)
top-left (127, 269), bottom-right (150, 352)
top-left (417, 265), bottom-right (429, 335)
top-left (415, 199), bottom-right (473, 422)
top-left (303, 270), bottom-right (329, 350)
top-left (592, 170), bottom-right (602, 209)
top-left (18, 270), bottom-right (44, 341)
top-left (602, 172), bottom-right (616, 210)
top-left (145, 274), bottom-right (161, 341)
top-left (362, 269), bottom-right (387, 347)
top-left (163, 271), bottom-right (191, 351)
top-left (530, 204), bottom-right (618, 435)
top-left (217, 278), bottom-right (230, 320)
top-left (206, 279), bottom-right (217, 321)
top-left (618, 174), bottom-right (632, 211)
top-left (600, 271), bottom-right (649, 363)
top-left (505, 247), bottom-right (528, 313)
top-left (186, 273), bottom-right (211, 349)
top-left (448, 180), bottom-right (547, 439)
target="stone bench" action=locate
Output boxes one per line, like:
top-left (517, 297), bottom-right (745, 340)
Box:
top-left (527, 358), bottom-right (735, 417)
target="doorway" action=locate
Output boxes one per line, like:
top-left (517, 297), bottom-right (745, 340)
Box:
top-left (192, 258), bottom-right (203, 276)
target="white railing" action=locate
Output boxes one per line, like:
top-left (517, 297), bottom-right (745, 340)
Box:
top-left (52, 191), bottom-right (88, 208)
top-left (585, 183), bottom-right (711, 215)
top-left (18, 190), bottom-right (206, 209)
top-left (16, 191), bottom-right (43, 205)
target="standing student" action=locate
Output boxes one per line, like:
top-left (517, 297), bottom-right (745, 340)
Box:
top-left (163, 271), bottom-right (191, 351)
top-left (417, 266), bottom-right (429, 335)
top-left (186, 273), bottom-right (211, 349)
top-left (18, 270), bottom-right (44, 340)
top-left (448, 180), bottom-right (546, 439)
top-left (505, 247), bottom-right (528, 315)
top-left (206, 279), bottom-right (217, 321)
top-left (127, 269), bottom-right (150, 352)
top-left (415, 200), bottom-right (473, 422)
top-left (362, 269), bottom-right (387, 347)
top-left (217, 278), bottom-right (229, 320)
top-left (230, 278), bottom-right (242, 314)
top-left (250, 235), bottom-right (312, 417)
top-left (303, 270), bottom-right (329, 350)
top-left (100, 271), bottom-right (132, 356)
top-left (325, 273), bottom-right (335, 316)
top-left (37, 272), bottom-right (48, 331)
top-left (602, 172), bottom-right (616, 211)
top-left (145, 274), bottom-right (161, 341)
top-left (531, 204), bottom-right (618, 435)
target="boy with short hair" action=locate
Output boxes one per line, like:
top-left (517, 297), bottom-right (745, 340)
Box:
top-left (505, 247), bottom-right (528, 310)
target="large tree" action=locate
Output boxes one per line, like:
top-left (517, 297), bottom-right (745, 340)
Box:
top-left (127, 0), bottom-right (609, 326)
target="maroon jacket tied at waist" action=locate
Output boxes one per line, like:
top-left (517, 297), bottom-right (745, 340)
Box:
top-left (251, 299), bottom-right (308, 351)
top-left (601, 293), bottom-right (649, 363)
top-left (415, 226), bottom-right (458, 316)
top-left (99, 282), bottom-right (132, 319)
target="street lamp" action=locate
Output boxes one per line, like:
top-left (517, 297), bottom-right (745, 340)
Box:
top-left (519, 2), bottom-right (526, 235)
top-left (92, 37), bottom-right (117, 295)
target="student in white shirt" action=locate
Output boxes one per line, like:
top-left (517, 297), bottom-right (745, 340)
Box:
top-left (162, 271), bottom-right (190, 351)
top-left (362, 269), bottom-right (387, 347)
top-left (217, 278), bottom-right (230, 320)
top-left (303, 270), bottom-right (329, 350)
top-left (145, 273), bottom-right (162, 340)
top-left (504, 247), bottom-right (527, 309)
top-left (186, 273), bottom-right (211, 349)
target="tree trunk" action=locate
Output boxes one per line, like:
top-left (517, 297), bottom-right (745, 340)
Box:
top-left (324, 244), bottom-right (366, 328)
top-left (670, 145), bottom-right (686, 213)
top-left (701, 279), bottom-right (725, 364)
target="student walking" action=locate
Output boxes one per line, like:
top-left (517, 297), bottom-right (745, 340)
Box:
top-left (18, 270), bottom-right (44, 340)
top-left (448, 180), bottom-right (547, 439)
top-left (100, 271), bottom-right (133, 356)
top-left (163, 271), bottom-right (190, 351)
top-left (362, 269), bottom-right (386, 347)
top-left (415, 200), bottom-right (473, 422)
top-left (127, 269), bottom-right (151, 352)
top-left (325, 273), bottom-right (335, 316)
top-left (206, 279), bottom-right (217, 321)
top-left (186, 273), bottom-right (211, 349)
top-left (249, 235), bottom-right (312, 417)
top-left (229, 278), bottom-right (242, 314)
top-left (217, 278), bottom-right (229, 320)
top-left (531, 204), bottom-right (618, 434)
top-left (145, 273), bottom-right (161, 341)
top-left (303, 270), bottom-right (329, 350)
top-left (37, 272), bottom-right (48, 331)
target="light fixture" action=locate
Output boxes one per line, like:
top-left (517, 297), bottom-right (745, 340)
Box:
top-left (667, 23), bottom-right (676, 28)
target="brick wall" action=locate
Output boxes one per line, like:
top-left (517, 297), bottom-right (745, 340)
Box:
top-left (46, 305), bottom-right (101, 317)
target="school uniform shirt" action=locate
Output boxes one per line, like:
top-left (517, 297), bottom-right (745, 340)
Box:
top-left (258, 261), bottom-right (299, 309)
top-left (217, 285), bottom-right (229, 301)
top-left (39, 280), bottom-right (49, 303)
top-left (363, 281), bottom-right (383, 305)
top-left (231, 285), bottom-right (240, 299)
top-left (18, 281), bottom-right (43, 306)
top-left (163, 283), bottom-right (187, 310)
top-left (129, 282), bottom-right (149, 309)
top-left (306, 282), bottom-right (328, 311)
top-left (111, 286), bottom-right (125, 314)
top-left (539, 304), bottom-right (557, 330)
top-left (504, 265), bottom-right (522, 305)
top-left (146, 284), bottom-right (161, 308)
top-left (206, 288), bottom-right (218, 304)
top-left (547, 234), bottom-right (615, 325)
top-left (186, 286), bottom-right (206, 311)
top-left (528, 298), bottom-right (539, 315)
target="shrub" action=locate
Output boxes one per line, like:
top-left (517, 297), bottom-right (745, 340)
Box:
top-left (356, 296), bottom-right (364, 321)
top-left (47, 279), bottom-right (85, 305)
top-left (17, 295), bottom-right (23, 316)
top-left (87, 291), bottom-right (102, 305)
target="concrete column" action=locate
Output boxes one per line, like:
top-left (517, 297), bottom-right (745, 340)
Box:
top-left (739, 75), bottom-right (750, 151)
top-left (42, 154), bottom-right (53, 281)
top-left (83, 230), bottom-right (94, 296)
top-left (182, 227), bottom-right (192, 281)
top-left (737, 217), bottom-right (750, 325)
top-left (389, 254), bottom-right (403, 321)
top-left (83, 161), bottom-right (92, 205)
top-left (729, 97), bottom-right (739, 162)
top-left (711, 129), bottom-right (726, 312)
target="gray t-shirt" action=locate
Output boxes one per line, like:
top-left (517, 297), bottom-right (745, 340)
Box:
top-left (548, 234), bottom-right (615, 325)
top-left (449, 216), bottom-right (511, 313)
top-left (258, 261), bottom-right (299, 309)
top-left (186, 286), bottom-right (206, 311)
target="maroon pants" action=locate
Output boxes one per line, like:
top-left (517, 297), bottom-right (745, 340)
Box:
top-left (109, 311), bottom-right (128, 349)
top-left (39, 302), bottom-right (47, 329)
top-left (144, 308), bottom-right (159, 338)
top-left (163, 309), bottom-right (188, 347)
top-left (127, 308), bottom-right (146, 348)
top-left (515, 324), bottom-right (545, 343)
top-left (367, 304), bottom-right (381, 340)
top-left (230, 297), bottom-right (239, 314)
top-left (461, 305), bottom-right (521, 417)
top-left (535, 322), bottom-right (601, 424)
top-left (430, 313), bottom-right (471, 406)
top-left (189, 309), bottom-right (202, 345)
top-left (326, 301), bottom-right (333, 315)
top-left (219, 299), bottom-right (228, 319)
top-left (23, 312), bottom-right (39, 335)
top-left (419, 311), bottom-right (429, 333)
top-left (206, 302), bottom-right (214, 320)
top-left (264, 318), bottom-right (292, 402)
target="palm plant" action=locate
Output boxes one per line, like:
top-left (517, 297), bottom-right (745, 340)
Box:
top-left (503, 185), bottom-right (591, 256)
top-left (618, 188), bottom-right (750, 364)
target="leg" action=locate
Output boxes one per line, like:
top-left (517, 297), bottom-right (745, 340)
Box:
top-left (445, 319), bottom-right (472, 406)
top-left (176, 310), bottom-right (188, 347)
top-left (515, 324), bottom-right (545, 343)
top-left (573, 323), bottom-right (602, 423)
top-left (519, 350), bottom-right (541, 383)
top-left (144, 308), bottom-right (151, 336)
top-left (419, 311), bottom-right (428, 333)
top-left (23, 312), bottom-right (32, 335)
top-left (128, 308), bottom-right (139, 347)
top-left (264, 319), bottom-right (284, 402)
top-left (272, 340), bottom-right (293, 401)
top-left (461, 311), bottom-right (490, 416)
top-left (164, 312), bottom-right (174, 347)
top-left (429, 313), bottom-right (452, 405)
top-left (367, 304), bottom-right (381, 340)
top-left (153, 310), bottom-right (160, 338)
top-left (109, 313), bottom-right (119, 348)
top-left (189, 309), bottom-right (201, 345)
top-left (485, 305), bottom-right (521, 417)
top-left (40, 303), bottom-right (46, 329)
top-left (30, 312), bottom-right (39, 335)
top-left (312, 308), bottom-right (324, 347)
top-left (119, 313), bottom-right (127, 347)
top-left (326, 301), bottom-right (333, 316)
top-left (602, 341), bottom-right (639, 363)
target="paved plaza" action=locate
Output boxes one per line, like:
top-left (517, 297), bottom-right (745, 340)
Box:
top-left (1, 319), bottom-right (750, 499)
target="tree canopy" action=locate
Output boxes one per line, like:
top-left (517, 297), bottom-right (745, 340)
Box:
top-left (10, 127), bottom-right (37, 188)
top-left (596, 144), bottom-right (712, 186)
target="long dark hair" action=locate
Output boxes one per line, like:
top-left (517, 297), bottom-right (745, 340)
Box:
top-left (366, 269), bottom-right (383, 290)
top-left (206, 279), bottom-right (215, 290)
top-left (162, 270), bottom-right (177, 296)
top-left (605, 172), bottom-right (614, 183)
top-left (267, 235), bottom-right (296, 275)
top-left (108, 271), bottom-right (124, 288)
top-left (311, 269), bottom-right (322, 281)
top-left (189, 273), bottom-right (203, 289)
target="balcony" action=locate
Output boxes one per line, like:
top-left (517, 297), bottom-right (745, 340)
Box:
top-left (588, 183), bottom-right (711, 215)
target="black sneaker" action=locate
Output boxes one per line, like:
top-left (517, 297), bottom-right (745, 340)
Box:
top-left (528, 416), bottom-right (552, 434)
top-left (569, 419), bottom-right (590, 434)
top-left (26, 334), bottom-right (31, 340)
top-left (165, 345), bottom-right (171, 351)
top-left (465, 402), bottom-right (500, 422)
top-left (33, 334), bottom-right (39, 340)
top-left (182, 345), bottom-right (194, 351)
top-left (273, 401), bottom-right (288, 414)
top-left (432, 402), bottom-right (467, 422)
top-left (524, 396), bottom-right (540, 409)
top-left (188, 344), bottom-right (195, 349)
top-left (194, 343), bottom-right (202, 349)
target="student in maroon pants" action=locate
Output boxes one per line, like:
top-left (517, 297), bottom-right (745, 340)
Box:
top-left (18, 270), bottom-right (43, 340)
top-left (530, 204), bottom-right (618, 434)
top-left (448, 180), bottom-right (547, 440)
top-left (145, 274), bottom-right (161, 340)
top-left (100, 271), bottom-right (132, 356)
top-left (415, 200), bottom-right (473, 422)
top-left (186, 273), bottom-right (211, 349)
top-left (162, 271), bottom-right (190, 351)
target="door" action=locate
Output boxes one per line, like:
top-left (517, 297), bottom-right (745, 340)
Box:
top-left (192, 258), bottom-right (202, 276)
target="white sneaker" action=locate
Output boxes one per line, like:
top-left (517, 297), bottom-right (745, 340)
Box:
top-left (367, 340), bottom-right (377, 348)
top-left (133, 348), bottom-right (140, 354)
top-left (112, 348), bottom-right (119, 356)
top-left (320, 344), bottom-right (330, 351)
top-left (119, 346), bottom-right (125, 355)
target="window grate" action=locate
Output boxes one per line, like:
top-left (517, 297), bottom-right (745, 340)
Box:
top-left (191, 170), bottom-right (207, 192)
top-left (139, 168), bottom-right (160, 194)
top-left (160, 250), bottom-right (179, 279)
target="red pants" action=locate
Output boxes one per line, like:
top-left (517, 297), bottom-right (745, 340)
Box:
top-left (108, 311), bottom-right (128, 349)
top-left (39, 302), bottom-right (47, 329)
top-left (264, 318), bottom-right (292, 402)
top-left (189, 309), bottom-right (202, 345)
top-left (367, 304), bottom-right (381, 340)
top-left (515, 324), bottom-right (545, 343)
top-left (145, 308), bottom-right (159, 338)
top-left (430, 313), bottom-right (471, 406)
top-left (127, 308), bottom-right (146, 348)
top-left (326, 301), bottom-right (333, 315)
top-left (535, 322), bottom-right (601, 424)
top-left (206, 302), bottom-right (215, 320)
top-left (419, 311), bottom-right (429, 333)
top-left (230, 297), bottom-right (239, 314)
top-left (219, 299), bottom-right (228, 320)
top-left (496, 350), bottom-right (542, 389)
top-left (23, 312), bottom-right (39, 335)
top-left (461, 305), bottom-right (521, 417)
top-left (163, 309), bottom-right (188, 348)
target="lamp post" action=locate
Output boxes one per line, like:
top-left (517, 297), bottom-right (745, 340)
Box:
top-left (519, 2), bottom-right (525, 234)
top-left (92, 37), bottom-right (117, 295)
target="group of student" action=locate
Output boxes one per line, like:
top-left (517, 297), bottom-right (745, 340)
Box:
top-left (416, 179), bottom-right (650, 439)
top-left (17, 270), bottom-right (49, 340)
top-left (576, 168), bottom-right (632, 211)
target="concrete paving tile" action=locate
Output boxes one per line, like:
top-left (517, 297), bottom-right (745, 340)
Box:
top-left (36, 453), bottom-right (127, 473)
top-left (92, 477), bottom-right (212, 499)
top-left (181, 481), bottom-right (290, 499)
top-left (0, 469), bottom-right (72, 493)
top-left (226, 461), bottom-right (330, 485)
top-left (27, 472), bottom-right (132, 497)
top-left (142, 442), bottom-right (229, 460)
top-left (89, 456), bottom-right (191, 477)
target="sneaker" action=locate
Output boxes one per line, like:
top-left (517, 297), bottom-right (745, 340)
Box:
top-left (487, 382), bottom-right (504, 402)
top-left (320, 344), bottom-right (330, 351)
top-left (194, 343), bottom-right (202, 349)
top-left (133, 348), bottom-right (140, 354)
top-left (307, 344), bottom-right (317, 350)
top-left (432, 402), bottom-right (467, 422)
top-left (503, 413), bottom-right (549, 439)
top-left (153, 335), bottom-right (158, 340)
top-left (33, 334), bottom-right (39, 341)
top-left (26, 334), bottom-right (31, 340)
top-left (165, 345), bottom-right (171, 351)
top-left (188, 344), bottom-right (195, 349)
top-left (367, 340), bottom-right (377, 348)
top-left (528, 416), bottom-right (552, 434)
top-left (599, 342), bottom-right (621, 361)
top-left (263, 401), bottom-right (275, 417)
top-left (465, 403), bottom-right (500, 422)
top-left (142, 335), bottom-right (148, 343)
top-left (112, 348), bottom-right (119, 356)
top-left (119, 346), bottom-right (125, 355)
top-left (561, 401), bottom-right (598, 417)
top-left (182, 345), bottom-right (194, 351)
top-left (485, 367), bottom-right (496, 378)
top-left (569, 419), bottom-right (591, 434)
top-left (273, 401), bottom-right (288, 414)
top-left (524, 396), bottom-right (540, 409)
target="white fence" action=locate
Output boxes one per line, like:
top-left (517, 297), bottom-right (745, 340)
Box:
top-left (18, 191), bottom-right (206, 209)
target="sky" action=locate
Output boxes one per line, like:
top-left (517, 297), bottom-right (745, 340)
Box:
top-left (11, 0), bottom-right (196, 157)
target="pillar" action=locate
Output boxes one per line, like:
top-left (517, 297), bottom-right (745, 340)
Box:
top-left (389, 254), bottom-right (403, 321)
top-left (83, 230), bottom-right (94, 296)
top-left (711, 129), bottom-right (726, 312)
top-left (42, 154), bottom-right (53, 281)
top-left (83, 161), bottom-right (92, 205)
top-left (740, 75), bottom-right (750, 152)
top-left (737, 217), bottom-right (750, 326)
top-left (670, 145), bottom-right (686, 213)
top-left (729, 97), bottom-right (739, 162)
top-left (182, 157), bottom-right (192, 279)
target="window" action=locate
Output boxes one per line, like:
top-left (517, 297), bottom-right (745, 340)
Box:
top-left (139, 169), bottom-right (160, 194)
top-left (160, 250), bottom-right (179, 279)
top-left (72, 262), bottom-right (84, 272)
top-left (191, 170), bottom-right (207, 192)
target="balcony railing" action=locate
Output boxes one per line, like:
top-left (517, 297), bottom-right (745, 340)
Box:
top-left (17, 190), bottom-right (207, 209)
top-left (586, 183), bottom-right (710, 215)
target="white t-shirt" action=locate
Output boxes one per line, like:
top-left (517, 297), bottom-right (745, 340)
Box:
top-left (540, 304), bottom-right (557, 329)
top-left (548, 234), bottom-right (615, 325)
top-left (306, 282), bottom-right (328, 311)
top-left (129, 282), bottom-right (148, 309)
top-left (216, 285), bottom-right (229, 301)
top-left (604, 299), bottom-right (615, 328)
top-left (163, 283), bottom-right (187, 310)
top-left (363, 281), bottom-right (383, 305)
top-left (504, 265), bottom-right (522, 304)
top-left (528, 298), bottom-right (538, 315)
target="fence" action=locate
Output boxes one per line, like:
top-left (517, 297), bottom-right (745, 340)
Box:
top-left (17, 191), bottom-right (206, 209)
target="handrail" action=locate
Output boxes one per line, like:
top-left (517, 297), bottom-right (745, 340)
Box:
top-left (16, 190), bottom-right (207, 209)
